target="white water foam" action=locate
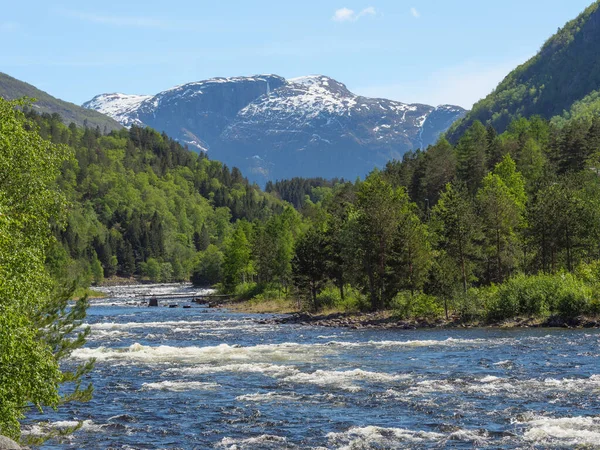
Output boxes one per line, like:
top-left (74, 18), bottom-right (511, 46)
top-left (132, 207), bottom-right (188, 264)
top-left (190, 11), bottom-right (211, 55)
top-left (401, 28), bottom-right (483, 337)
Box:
top-left (235, 391), bottom-right (337, 403)
top-left (327, 425), bottom-right (491, 449)
top-left (141, 381), bottom-right (220, 391)
top-left (22, 420), bottom-right (105, 436)
top-left (87, 319), bottom-right (261, 331)
top-left (327, 426), bottom-right (445, 449)
top-left (216, 434), bottom-right (290, 449)
top-left (281, 369), bottom-right (410, 392)
top-left (520, 415), bottom-right (600, 447)
top-left (400, 374), bottom-right (600, 398)
top-left (166, 362), bottom-right (300, 378)
top-left (71, 342), bottom-right (332, 365)
top-left (236, 392), bottom-right (301, 402)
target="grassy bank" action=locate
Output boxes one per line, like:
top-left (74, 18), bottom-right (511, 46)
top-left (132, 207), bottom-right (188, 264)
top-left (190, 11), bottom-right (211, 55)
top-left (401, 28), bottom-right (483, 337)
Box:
top-left (222, 272), bottom-right (600, 328)
top-left (72, 287), bottom-right (106, 300)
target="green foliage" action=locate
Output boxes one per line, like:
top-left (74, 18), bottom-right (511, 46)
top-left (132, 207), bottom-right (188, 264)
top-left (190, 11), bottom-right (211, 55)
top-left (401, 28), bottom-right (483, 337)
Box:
top-left (266, 177), bottom-right (344, 209)
top-left (447, 1), bottom-right (600, 140)
top-left (477, 158), bottom-right (526, 283)
top-left (392, 292), bottom-right (444, 320)
top-left (0, 98), bottom-right (92, 439)
top-left (431, 182), bottom-right (480, 294)
top-left (487, 273), bottom-right (591, 321)
top-left (316, 285), bottom-right (368, 312)
top-left (456, 121), bottom-right (488, 195)
top-left (222, 225), bottom-right (253, 292)
top-left (191, 245), bottom-right (224, 286)
top-left (292, 227), bottom-right (328, 310)
top-left (350, 171), bottom-right (413, 309)
top-left (141, 258), bottom-right (162, 282)
top-left (19, 108), bottom-right (284, 289)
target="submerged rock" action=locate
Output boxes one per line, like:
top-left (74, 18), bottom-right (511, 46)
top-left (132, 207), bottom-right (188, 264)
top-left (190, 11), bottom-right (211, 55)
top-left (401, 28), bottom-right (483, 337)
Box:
top-left (0, 436), bottom-right (20, 450)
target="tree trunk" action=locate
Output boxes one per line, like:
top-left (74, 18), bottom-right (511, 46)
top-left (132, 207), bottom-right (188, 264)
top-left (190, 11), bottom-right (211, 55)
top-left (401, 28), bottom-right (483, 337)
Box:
top-left (444, 298), bottom-right (449, 320)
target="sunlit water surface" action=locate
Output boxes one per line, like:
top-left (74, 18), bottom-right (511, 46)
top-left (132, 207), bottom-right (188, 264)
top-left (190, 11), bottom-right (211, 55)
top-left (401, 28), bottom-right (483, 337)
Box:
top-left (27, 284), bottom-right (600, 449)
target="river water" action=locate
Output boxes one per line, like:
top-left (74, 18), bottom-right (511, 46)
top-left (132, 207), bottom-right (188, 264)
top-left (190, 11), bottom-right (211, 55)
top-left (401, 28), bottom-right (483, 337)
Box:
top-left (27, 284), bottom-right (600, 449)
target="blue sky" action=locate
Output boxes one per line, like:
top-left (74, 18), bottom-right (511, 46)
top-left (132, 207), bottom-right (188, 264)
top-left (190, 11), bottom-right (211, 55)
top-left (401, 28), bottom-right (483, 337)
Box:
top-left (1, 0), bottom-right (594, 108)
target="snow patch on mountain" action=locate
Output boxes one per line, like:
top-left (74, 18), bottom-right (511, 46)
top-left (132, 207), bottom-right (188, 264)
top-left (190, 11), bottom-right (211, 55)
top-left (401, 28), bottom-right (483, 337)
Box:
top-left (83, 74), bottom-right (467, 182)
top-left (82, 93), bottom-right (151, 127)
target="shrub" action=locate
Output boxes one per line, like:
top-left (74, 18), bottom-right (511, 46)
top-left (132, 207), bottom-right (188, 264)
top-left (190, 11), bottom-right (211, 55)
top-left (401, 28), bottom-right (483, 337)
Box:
top-left (233, 282), bottom-right (264, 300)
top-left (315, 286), bottom-right (369, 313)
top-left (392, 292), bottom-right (444, 320)
top-left (554, 276), bottom-right (592, 319)
top-left (454, 287), bottom-right (491, 322)
top-left (253, 285), bottom-right (286, 301)
top-left (486, 273), bottom-right (591, 321)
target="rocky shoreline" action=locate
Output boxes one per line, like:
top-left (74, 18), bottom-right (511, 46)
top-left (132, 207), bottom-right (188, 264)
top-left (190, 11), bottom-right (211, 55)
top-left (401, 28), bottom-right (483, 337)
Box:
top-left (251, 311), bottom-right (600, 330)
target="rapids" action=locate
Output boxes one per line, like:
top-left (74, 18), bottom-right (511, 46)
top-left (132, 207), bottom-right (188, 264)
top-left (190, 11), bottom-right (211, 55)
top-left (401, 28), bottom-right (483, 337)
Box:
top-left (27, 284), bottom-right (600, 449)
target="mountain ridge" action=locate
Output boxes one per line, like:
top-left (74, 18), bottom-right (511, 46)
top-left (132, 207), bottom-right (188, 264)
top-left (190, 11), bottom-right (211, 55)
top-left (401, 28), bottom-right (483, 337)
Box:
top-left (0, 72), bottom-right (122, 132)
top-left (84, 74), bottom-right (466, 183)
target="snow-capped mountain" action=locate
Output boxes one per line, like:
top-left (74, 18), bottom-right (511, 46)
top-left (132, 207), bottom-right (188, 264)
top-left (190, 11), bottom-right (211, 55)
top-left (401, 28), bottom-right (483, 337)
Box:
top-left (83, 74), bottom-right (466, 183)
top-left (83, 93), bottom-right (151, 127)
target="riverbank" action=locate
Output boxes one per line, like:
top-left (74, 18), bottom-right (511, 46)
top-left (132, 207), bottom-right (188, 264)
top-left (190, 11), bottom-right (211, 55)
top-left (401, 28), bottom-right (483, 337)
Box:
top-left (72, 287), bottom-right (106, 300)
top-left (225, 300), bottom-right (600, 329)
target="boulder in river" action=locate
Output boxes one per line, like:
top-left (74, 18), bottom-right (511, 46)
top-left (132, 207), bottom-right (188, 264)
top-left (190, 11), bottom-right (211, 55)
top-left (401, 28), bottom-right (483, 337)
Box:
top-left (148, 297), bottom-right (159, 307)
top-left (0, 436), bottom-right (21, 450)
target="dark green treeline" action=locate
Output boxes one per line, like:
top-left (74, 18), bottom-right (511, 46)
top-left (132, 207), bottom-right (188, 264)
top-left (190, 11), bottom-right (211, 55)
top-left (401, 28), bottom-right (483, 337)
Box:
top-left (220, 116), bottom-right (600, 321)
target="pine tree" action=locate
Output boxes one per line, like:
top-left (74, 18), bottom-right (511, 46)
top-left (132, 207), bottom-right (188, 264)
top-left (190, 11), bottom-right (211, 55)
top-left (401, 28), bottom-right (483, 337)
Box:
top-left (292, 227), bottom-right (328, 311)
top-left (477, 157), bottom-right (526, 283)
top-left (456, 121), bottom-right (488, 195)
top-left (431, 181), bottom-right (481, 294)
top-left (350, 172), bottom-right (405, 310)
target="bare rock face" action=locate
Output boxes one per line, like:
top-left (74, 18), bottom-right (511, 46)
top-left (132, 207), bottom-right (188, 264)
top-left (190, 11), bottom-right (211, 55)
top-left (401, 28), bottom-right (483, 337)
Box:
top-left (84, 74), bottom-right (466, 184)
top-left (0, 435), bottom-right (21, 450)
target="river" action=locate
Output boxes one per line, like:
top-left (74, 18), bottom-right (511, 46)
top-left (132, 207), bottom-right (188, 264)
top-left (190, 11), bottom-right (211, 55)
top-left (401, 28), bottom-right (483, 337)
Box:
top-left (27, 284), bottom-right (600, 449)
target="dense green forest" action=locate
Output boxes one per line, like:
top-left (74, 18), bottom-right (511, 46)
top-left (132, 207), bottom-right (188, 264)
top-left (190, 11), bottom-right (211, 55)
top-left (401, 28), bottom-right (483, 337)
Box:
top-left (23, 110), bottom-right (285, 287)
top-left (447, 1), bottom-right (600, 140)
top-left (212, 115), bottom-right (600, 323)
top-left (265, 177), bottom-right (345, 209)
top-left (25, 101), bottom-right (600, 323)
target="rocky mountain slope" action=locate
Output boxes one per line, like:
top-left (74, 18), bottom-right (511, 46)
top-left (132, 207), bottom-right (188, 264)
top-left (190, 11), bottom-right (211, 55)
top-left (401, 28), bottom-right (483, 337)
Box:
top-left (0, 72), bottom-right (122, 132)
top-left (84, 74), bottom-right (466, 183)
top-left (447, 1), bottom-right (600, 141)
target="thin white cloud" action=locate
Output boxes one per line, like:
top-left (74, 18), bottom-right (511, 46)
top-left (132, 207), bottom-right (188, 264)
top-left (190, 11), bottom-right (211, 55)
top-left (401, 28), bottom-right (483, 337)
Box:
top-left (333, 7), bottom-right (355, 22)
top-left (63, 10), bottom-right (168, 28)
top-left (354, 57), bottom-right (531, 109)
top-left (59, 9), bottom-right (201, 31)
top-left (332, 7), bottom-right (377, 22)
top-left (0, 22), bottom-right (18, 33)
top-left (410, 7), bottom-right (420, 19)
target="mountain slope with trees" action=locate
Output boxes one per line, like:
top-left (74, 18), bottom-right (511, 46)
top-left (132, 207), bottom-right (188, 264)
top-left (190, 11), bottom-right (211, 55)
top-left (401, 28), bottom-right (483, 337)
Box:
top-left (447, 0), bottom-right (600, 141)
top-left (23, 109), bottom-right (284, 289)
top-left (0, 72), bottom-right (122, 132)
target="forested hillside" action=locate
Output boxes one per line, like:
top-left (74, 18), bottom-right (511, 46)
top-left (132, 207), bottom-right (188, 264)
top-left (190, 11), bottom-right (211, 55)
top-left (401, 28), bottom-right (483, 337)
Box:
top-left (214, 113), bottom-right (600, 323)
top-left (447, 1), bottom-right (600, 140)
top-left (25, 111), bottom-right (284, 287)
top-left (0, 72), bottom-right (122, 132)
top-left (31, 96), bottom-right (600, 323)
top-left (265, 177), bottom-right (345, 209)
